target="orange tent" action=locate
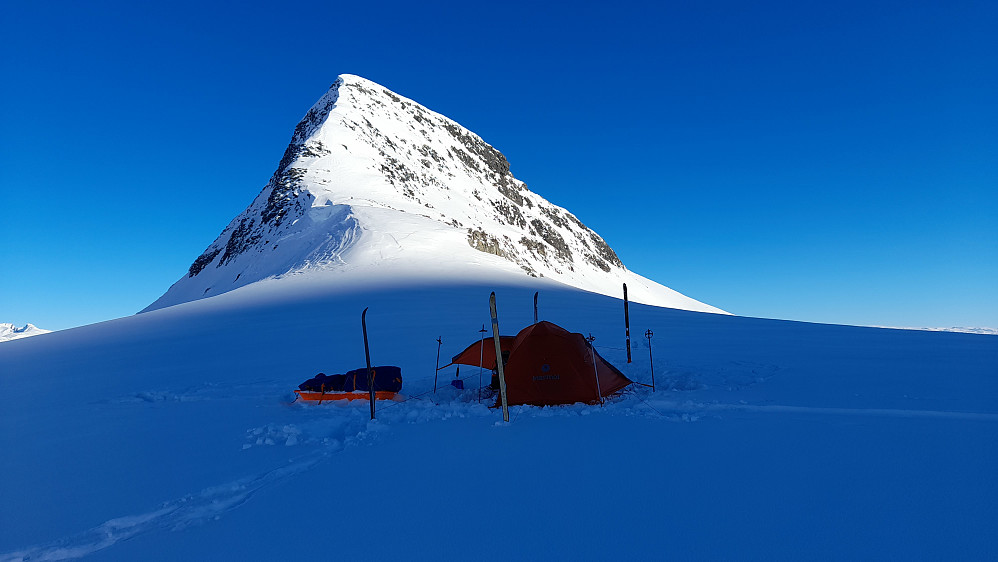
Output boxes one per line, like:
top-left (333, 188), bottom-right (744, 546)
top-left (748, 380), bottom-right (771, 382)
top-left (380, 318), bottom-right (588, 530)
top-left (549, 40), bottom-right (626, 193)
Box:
top-left (503, 321), bottom-right (631, 406)
top-left (451, 321), bottom-right (631, 407)
top-left (448, 335), bottom-right (516, 371)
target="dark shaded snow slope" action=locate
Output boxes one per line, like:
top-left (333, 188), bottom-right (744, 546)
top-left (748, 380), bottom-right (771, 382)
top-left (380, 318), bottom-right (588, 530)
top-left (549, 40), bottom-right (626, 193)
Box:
top-left (1, 279), bottom-right (996, 560)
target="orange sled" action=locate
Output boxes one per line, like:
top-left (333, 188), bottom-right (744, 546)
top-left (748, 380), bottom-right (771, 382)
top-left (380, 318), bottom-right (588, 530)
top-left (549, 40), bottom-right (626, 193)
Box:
top-left (294, 390), bottom-right (400, 403)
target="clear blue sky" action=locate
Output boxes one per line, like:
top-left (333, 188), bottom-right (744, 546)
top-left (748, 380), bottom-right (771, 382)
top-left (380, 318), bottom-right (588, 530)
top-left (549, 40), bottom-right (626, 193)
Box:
top-left (2, 0), bottom-right (995, 331)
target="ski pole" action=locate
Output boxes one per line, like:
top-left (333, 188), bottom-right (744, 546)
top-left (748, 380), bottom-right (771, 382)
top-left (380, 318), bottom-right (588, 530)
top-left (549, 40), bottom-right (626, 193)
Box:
top-left (433, 336), bottom-right (442, 393)
top-left (623, 283), bottom-right (631, 363)
top-left (478, 325), bottom-right (487, 403)
top-left (587, 333), bottom-right (603, 406)
top-left (362, 307), bottom-right (375, 420)
top-left (646, 329), bottom-right (655, 392)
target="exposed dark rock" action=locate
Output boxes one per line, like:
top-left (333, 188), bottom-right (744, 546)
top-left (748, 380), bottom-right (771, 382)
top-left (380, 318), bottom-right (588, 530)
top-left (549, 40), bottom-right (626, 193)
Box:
top-left (380, 155), bottom-right (420, 193)
top-left (493, 199), bottom-right (527, 229)
top-left (540, 205), bottom-right (569, 230)
top-left (345, 81), bottom-right (375, 97)
top-left (271, 81), bottom-right (341, 181)
top-left (188, 247), bottom-right (221, 277)
top-left (254, 80), bottom-right (342, 240)
top-left (565, 212), bottom-right (623, 269)
top-left (519, 236), bottom-right (547, 257)
top-left (529, 219), bottom-right (573, 264)
top-left (451, 147), bottom-right (480, 173)
top-left (382, 89), bottom-right (401, 103)
top-left (586, 254), bottom-right (612, 272)
top-left (442, 121), bottom-right (510, 178)
top-left (496, 181), bottom-right (524, 207)
top-left (467, 228), bottom-right (510, 259)
top-left (566, 213), bottom-right (587, 230)
top-left (219, 217), bottom-right (262, 266)
top-left (262, 168), bottom-right (312, 227)
top-left (301, 141), bottom-right (330, 158)
top-left (416, 144), bottom-right (443, 163)
top-left (589, 231), bottom-right (623, 269)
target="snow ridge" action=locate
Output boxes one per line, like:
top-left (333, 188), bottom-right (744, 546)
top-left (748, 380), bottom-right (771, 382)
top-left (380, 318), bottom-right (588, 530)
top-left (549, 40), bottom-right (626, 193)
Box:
top-left (144, 75), bottom-right (724, 314)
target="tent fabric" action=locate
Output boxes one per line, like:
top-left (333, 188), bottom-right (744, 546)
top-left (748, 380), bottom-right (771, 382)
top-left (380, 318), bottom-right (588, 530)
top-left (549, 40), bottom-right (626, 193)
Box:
top-left (448, 336), bottom-right (516, 371)
top-left (500, 321), bottom-right (631, 407)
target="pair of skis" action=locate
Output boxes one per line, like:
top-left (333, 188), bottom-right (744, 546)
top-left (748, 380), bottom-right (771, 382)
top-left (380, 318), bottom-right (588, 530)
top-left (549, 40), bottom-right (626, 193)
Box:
top-left (490, 292), bottom-right (511, 422)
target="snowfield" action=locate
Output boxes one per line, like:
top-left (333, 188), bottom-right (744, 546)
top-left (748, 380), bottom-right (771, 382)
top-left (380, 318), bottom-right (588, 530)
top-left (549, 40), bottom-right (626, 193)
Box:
top-left (1, 278), bottom-right (995, 560)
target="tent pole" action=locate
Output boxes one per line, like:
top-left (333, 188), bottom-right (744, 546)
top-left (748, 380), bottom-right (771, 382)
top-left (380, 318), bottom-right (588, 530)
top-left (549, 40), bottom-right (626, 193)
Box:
top-left (478, 325), bottom-right (487, 403)
top-left (587, 333), bottom-right (604, 406)
top-left (490, 292), bottom-right (510, 422)
top-left (433, 336), bottom-right (442, 393)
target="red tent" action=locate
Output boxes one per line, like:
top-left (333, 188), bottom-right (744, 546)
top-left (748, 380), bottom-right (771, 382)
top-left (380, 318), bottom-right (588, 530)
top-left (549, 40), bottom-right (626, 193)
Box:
top-left (451, 321), bottom-right (631, 407)
top-left (448, 335), bottom-right (516, 371)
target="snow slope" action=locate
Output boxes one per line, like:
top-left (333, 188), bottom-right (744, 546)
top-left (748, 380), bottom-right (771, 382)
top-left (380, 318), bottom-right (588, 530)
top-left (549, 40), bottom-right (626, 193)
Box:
top-left (1, 279), bottom-right (996, 560)
top-left (143, 75), bottom-right (724, 315)
top-left (0, 323), bottom-right (51, 343)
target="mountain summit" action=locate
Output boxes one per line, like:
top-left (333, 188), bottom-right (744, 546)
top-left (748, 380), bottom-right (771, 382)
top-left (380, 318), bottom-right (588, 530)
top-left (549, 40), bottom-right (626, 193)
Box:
top-left (144, 75), bottom-right (724, 314)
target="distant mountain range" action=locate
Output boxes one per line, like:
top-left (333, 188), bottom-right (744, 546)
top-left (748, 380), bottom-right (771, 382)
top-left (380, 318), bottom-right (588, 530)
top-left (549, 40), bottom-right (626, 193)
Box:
top-left (143, 75), bottom-right (725, 314)
top-left (0, 323), bottom-right (51, 342)
top-left (877, 326), bottom-right (998, 336)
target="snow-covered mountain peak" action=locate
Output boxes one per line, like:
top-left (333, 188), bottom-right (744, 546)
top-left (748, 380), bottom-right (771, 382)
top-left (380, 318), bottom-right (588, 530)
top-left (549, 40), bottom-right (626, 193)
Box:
top-left (144, 75), bottom-right (725, 314)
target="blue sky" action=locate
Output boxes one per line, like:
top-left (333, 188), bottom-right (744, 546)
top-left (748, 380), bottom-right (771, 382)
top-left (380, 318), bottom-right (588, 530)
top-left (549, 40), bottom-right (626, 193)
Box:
top-left (2, 0), bottom-right (995, 331)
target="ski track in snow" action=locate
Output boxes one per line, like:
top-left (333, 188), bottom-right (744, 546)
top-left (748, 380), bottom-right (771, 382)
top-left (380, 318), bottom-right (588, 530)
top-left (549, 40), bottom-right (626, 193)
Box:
top-left (0, 392), bottom-right (491, 561)
top-left (4, 385), bottom-right (995, 561)
top-left (0, 451), bottom-right (330, 562)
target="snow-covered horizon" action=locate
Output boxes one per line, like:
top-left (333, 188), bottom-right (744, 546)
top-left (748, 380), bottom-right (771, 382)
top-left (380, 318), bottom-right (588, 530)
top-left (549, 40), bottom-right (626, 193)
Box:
top-left (143, 74), bottom-right (724, 316)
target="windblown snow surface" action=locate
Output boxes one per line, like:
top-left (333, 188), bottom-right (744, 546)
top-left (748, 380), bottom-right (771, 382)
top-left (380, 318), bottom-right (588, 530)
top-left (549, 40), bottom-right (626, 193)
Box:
top-left (1, 275), bottom-right (996, 560)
